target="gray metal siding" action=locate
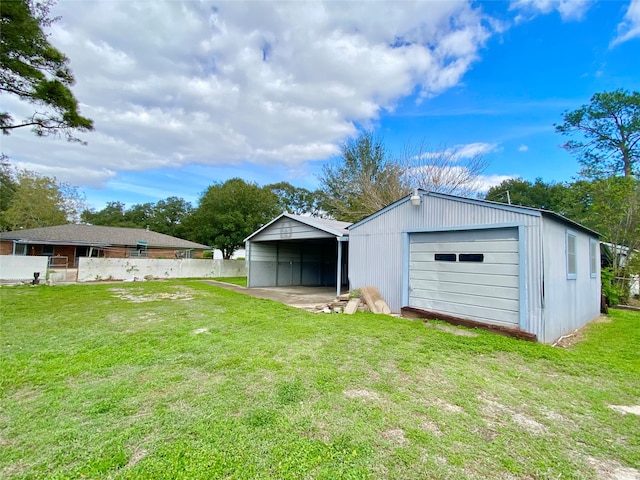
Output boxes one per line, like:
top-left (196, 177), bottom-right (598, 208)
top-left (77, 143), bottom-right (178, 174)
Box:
top-left (349, 194), bottom-right (545, 339)
top-left (248, 239), bottom-right (342, 288)
top-left (541, 218), bottom-right (601, 343)
top-left (251, 217), bottom-right (334, 242)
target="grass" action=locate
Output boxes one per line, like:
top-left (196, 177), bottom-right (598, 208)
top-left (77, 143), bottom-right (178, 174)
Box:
top-left (1, 280), bottom-right (639, 479)
top-left (210, 276), bottom-right (247, 287)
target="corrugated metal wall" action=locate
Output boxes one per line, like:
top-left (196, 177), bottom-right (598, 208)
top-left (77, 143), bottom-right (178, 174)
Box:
top-left (541, 218), bottom-right (601, 343)
top-left (251, 217), bottom-right (334, 242)
top-left (247, 239), bottom-right (344, 288)
top-left (348, 194), bottom-right (546, 339)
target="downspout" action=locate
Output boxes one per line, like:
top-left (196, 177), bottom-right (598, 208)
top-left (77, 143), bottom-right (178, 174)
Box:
top-left (336, 238), bottom-right (343, 298)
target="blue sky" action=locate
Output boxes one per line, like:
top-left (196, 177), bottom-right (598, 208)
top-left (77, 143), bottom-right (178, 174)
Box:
top-left (3, 0), bottom-right (639, 211)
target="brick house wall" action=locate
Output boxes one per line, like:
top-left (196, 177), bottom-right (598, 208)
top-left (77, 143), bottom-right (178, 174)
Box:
top-left (0, 241), bottom-right (205, 263)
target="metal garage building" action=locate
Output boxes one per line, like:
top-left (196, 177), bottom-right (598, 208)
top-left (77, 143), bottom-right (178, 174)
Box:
top-left (245, 213), bottom-right (350, 296)
top-left (348, 189), bottom-right (601, 343)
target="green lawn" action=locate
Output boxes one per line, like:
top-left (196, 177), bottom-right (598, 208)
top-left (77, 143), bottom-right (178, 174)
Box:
top-left (210, 276), bottom-right (247, 287)
top-left (1, 280), bottom-right (638, 479)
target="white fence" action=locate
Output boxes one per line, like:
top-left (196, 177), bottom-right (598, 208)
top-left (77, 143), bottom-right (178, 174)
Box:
top-left (0, 255), bottom-right (49, 282)
top-left (77, 257), bottom-right (246, 282)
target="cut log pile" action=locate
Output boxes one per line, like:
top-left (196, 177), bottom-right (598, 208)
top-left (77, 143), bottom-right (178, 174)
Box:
top-left (312, 286), bottom-right (391, 315)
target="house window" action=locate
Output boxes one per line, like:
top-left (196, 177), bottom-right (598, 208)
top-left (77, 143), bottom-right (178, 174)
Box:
top-left (14, 243), bottom-right (27, 255)
top-left (42, 245), bottom-right (54, 256)
top-left (435, 253), bottom-right (456, 262)
top-left (590, 239), bottom-right (598, 278)
top-left (566, 231), bottom-right (577, 279)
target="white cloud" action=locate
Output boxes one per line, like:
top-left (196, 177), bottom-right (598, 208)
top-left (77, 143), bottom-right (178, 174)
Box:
top-left (418, 142), bottom-right (500, 161)
top-left (475, 174), bottom-right (515, 192)
top-left (2, 0), bottom-right (496, 188)
top-left (510, 0), bottom-right (592, 21)
top-left (518, 144), bottom-right (529, 152)
top-left (611, 0), bottom-right (640, 47)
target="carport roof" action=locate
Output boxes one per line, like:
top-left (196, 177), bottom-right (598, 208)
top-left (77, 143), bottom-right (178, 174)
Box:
top-left (244, 213), bottom-right (352, 242)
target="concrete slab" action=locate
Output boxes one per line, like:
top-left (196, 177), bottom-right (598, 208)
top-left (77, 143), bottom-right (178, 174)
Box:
top-left (202, 281), bottom-right (343, 311)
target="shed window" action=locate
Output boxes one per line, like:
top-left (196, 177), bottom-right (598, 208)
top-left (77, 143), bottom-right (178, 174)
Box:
top-left (435, 253), bottom-right (456, 262)
top-left (566, 231), bottom-right (577, 279)
top-left (459, 254), bottom-right (484, 262)
top-left (590, 239), bottom-right (598, 278)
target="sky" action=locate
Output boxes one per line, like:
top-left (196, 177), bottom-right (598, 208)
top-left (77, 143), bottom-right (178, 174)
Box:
top-left (3, 0), bottom-right (640, 211)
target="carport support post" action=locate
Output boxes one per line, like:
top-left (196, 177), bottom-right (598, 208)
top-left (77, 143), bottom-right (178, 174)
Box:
top-left (336, 239), bottom-right (342, 297)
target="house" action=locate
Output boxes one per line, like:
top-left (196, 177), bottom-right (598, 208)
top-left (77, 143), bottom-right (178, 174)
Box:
top-left (347, 189), bottom-right (601, 344)
top-left (244, 213), bottom-right (350, 296)
top-left (0, 224), bottom-right (211, 267)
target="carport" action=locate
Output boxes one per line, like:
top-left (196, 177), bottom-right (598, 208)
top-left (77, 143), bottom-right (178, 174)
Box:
top-left (244, 214), bottom-right (351, 297)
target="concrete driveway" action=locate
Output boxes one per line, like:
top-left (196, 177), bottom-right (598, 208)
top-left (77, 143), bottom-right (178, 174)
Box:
top-left (203, 280), bottom-right (343, 310)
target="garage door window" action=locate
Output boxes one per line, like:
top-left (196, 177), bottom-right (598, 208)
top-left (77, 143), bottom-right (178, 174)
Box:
top-left (566, 231), bottom-right (577, 279)
top-left (459, 254), bottom-right (484, 262)
top-left (435, 253), bottom-right (456, 262)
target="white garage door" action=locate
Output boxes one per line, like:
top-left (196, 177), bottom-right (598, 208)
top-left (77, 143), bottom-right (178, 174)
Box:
top-left (409, 228), bottom-right (520, 327)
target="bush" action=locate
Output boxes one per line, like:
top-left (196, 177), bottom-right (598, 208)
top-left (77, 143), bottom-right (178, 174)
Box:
top-left (602, 268), bottom-right (625, 305)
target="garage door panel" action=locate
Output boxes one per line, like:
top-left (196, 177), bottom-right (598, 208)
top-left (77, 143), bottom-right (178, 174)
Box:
top-left (411, 229), bottom-right (518, 243)
top-left (410, 297), bottom-right (519, 327)
top-left (410, 287), bottom-right (519, 312)
top-left (411, 252), bottom-right (519, 265)
top-left (410, 261), bottom-right (519, 276)
top-left (408, 227), bottom-right (520, 328)
top-left (410, 279), bottom-right (518, 301)
top-left (410, 270), bottom-right (519, 288)
top-left (411, 240), bottom-right (518, 254)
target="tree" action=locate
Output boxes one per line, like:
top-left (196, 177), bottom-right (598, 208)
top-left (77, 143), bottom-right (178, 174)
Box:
top-left (150, 197), bottom-right (193, 237)
top-left (0, 156), bottom-right (18, 231)
top-left (484, 177), bottom-right (570, 213)
top-left (555, 89), bottom-right (640, 179)
top-left (81, 197), bottom-right (193, 237)
top-left (400, 143), bottom-right (489, 198)
top-left (0, 0), bottom-right (93, 141)
top-left (266, 181), bottom-right (323, 217)
top-left (3, 168), bottom-right (84, 229)
top-left (319, 131), bottom-right (406, 222)
top-left (318, 131), bottom-right (491, 222)
top-left (186, 178), bottom-right (279, 259)
top-left (81, 201), bottom-right (131, 227)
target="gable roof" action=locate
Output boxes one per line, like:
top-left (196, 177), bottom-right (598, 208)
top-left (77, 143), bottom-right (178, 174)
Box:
top-left (244, 213), bottom-right (351, 242)
top-left (0, 224), bottom-right (210, 249)
top-left (348, 189), bottom-right (600, 237)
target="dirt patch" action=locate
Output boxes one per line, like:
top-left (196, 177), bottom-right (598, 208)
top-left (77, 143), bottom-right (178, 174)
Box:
top-left (553, 315), bottom-right (611, 348)
top-left (480, 396), bottom-right (548, 435)
top-left (425, 323), bottom-right (479, 337)
top-left (608, 405), bottom-right (640, 416)
top-left (109, 287), bottom-right (195, 303)
top-left (420, 418), bottom-right (442, 437)
top-left (587, 457), bottom-right (640, 480)
top-left (125, 445), bottom-right (148, 468)
top-left (381, 428), bottom-right (408, 445)
top-left (344, 389), bottom-right (381, 401)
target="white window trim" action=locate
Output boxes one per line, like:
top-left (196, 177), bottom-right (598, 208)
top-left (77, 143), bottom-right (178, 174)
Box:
top-left (566, 230), bottom-right (577, 280)
top-left (590, 239), bottom-right (599, 278)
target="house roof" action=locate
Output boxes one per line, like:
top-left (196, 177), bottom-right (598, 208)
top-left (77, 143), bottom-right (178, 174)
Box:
top-left (348, 189), bottom-right (600, 237)
top-left (0, 224), bottom-right (211, 249)
top-left (244, 213), bottom-right (351, 242)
